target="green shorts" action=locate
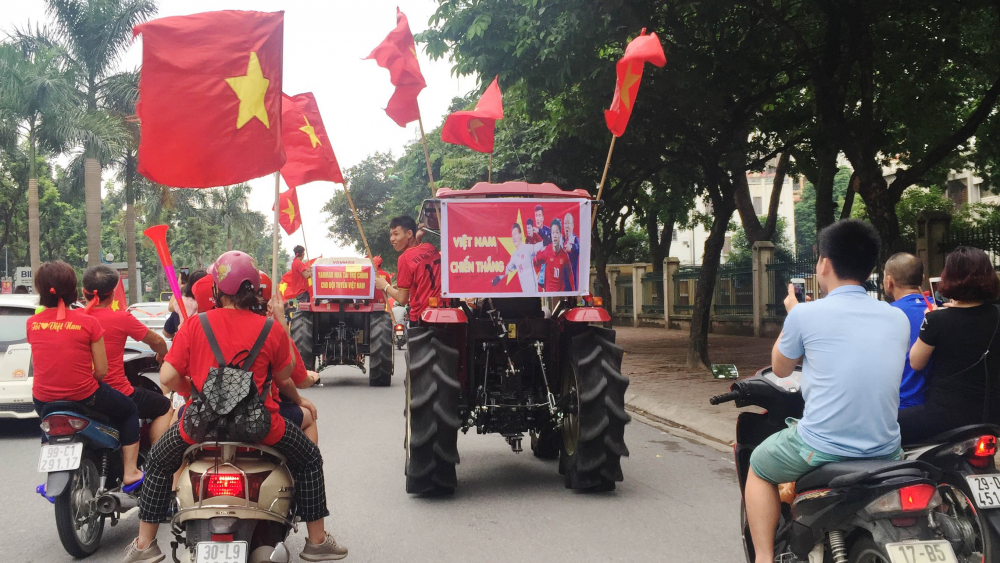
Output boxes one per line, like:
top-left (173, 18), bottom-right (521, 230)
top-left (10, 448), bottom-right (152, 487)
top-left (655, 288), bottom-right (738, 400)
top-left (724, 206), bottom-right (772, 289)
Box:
top-left (749, 419), bottom-right (903, 485)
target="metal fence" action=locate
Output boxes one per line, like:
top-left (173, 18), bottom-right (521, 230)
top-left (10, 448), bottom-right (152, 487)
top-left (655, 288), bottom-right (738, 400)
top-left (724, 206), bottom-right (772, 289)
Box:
top-left (671, 266), bottom-right (699, 317)
top-left (940, 224), bottom-right (1000, 269)
top-left (641, 271), bottom-right (664, 315)
top-left (614, 273), bottom-right (633, 314)
top-left (713, 262), bottom-right (753, 318)
top-left (765, 253), bottom-right (819, 318)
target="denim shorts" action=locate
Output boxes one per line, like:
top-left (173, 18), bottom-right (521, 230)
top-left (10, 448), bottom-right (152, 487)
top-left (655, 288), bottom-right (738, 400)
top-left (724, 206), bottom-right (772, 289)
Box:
top-left (749, 418), bottom-right (903, 485)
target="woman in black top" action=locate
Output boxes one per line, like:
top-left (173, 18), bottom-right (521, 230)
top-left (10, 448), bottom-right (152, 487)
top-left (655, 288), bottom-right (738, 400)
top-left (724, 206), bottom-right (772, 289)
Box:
top-left (899, 246), bottom-right (1000, 443)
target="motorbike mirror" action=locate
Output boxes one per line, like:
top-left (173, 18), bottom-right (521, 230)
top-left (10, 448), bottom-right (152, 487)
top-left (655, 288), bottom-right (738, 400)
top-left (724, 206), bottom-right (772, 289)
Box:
top-left (711, 364), bottom-right (739, 379)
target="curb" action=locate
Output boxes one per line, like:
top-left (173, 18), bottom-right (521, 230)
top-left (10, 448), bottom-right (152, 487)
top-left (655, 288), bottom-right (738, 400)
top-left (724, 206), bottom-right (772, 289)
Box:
top-left (625, 391), bottom-right (735, 447)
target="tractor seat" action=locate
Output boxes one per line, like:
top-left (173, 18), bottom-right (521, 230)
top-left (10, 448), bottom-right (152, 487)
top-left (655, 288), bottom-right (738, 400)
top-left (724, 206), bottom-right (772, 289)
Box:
top-left (40, 401), bottom-right (112, 425)
top-left (795, 459), bottom-right (924, 492)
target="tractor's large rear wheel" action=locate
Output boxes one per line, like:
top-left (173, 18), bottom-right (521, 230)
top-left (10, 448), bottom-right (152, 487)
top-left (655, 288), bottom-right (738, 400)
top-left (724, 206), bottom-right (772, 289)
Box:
top-left (368, 312), bottom-right (393, 387)
top-left (560, 326), bottom-right (629, 491)
top-left (290, 311), bottom-right (315, 372)
top-left (405, 326), bottom-right (461, 495)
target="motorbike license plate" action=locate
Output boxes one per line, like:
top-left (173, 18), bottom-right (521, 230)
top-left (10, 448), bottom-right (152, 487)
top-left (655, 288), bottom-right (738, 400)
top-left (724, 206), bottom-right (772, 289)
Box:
top-left (195, 541), bottom-right (248, 563)
top-left (966, 474), bottom-right (1000, 509)
top-left (885, 540), bottom-right (957, 563)
top-left (36, 443), bottom-right (83, 473)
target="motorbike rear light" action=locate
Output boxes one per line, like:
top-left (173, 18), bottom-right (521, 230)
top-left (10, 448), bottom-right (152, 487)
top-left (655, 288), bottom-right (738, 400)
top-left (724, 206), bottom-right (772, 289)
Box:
top-left (866, 484), bottom-right (942, 515)
top-left (40, 415), bottom-right (89, 436)
top-left (207, 474), bottom-right (244, 499)
top-left (395, 324), bottom-right (404, 333)
top-left (211, 534), bottom-right (233, 542)
top-left (975, 436), bottom-right (997, 457)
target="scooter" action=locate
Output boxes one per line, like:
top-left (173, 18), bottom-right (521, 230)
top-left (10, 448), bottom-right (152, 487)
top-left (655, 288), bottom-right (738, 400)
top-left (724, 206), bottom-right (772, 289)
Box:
top-left (712, 366), bottom-right (986, 563)
top-left (170, 442), bottom-right (296, 563)
top-left (36, 346), bottom-right (161, 558)
top-left (394, 321), bottom-right (406, 350)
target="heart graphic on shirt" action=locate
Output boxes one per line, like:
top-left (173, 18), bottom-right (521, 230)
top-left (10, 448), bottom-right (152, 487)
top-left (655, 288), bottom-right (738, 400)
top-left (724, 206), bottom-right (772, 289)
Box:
top-left (39, 322), bottom-right (49, 329)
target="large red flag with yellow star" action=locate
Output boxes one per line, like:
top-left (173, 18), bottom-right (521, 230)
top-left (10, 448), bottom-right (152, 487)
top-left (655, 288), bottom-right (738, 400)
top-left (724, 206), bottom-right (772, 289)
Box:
top-left (280, 92), bottom-right (345, 188)
top-left (133, 11), bottom-right (286, 188)
top-left (604, 30), bottom-right (666, 137)
top-left (275, 187), bottom-right (302, 235)
top-left (366, 8), bottom-right (426, 127)
top-left (441, 76), bottom-right (504, 153)
top-left (110, 279), bottom-right (128, 311)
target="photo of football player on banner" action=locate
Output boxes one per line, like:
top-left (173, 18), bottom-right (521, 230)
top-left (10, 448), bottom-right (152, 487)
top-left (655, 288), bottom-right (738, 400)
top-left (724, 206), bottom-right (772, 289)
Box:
top-left (441, 198), bottom-right (591, 298)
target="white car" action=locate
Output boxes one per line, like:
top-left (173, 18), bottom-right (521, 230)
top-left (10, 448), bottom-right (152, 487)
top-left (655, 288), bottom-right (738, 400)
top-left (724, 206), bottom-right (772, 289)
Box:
top-left (0, 294), bottom-right (40, 418)
top-left (128, 301), bottom-right (172, 334)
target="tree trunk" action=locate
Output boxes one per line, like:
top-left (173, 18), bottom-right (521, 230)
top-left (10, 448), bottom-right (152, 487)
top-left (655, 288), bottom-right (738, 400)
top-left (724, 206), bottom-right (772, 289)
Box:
top-left (594, 257), bottom-right (613, 319)
top-left (856, 172), bottom-right (901, 259)
top-left (687, 198), bottom-right (736, 370)
top-left (27, 133), bottom-right (40, 273)
top-left (85, 157), bottom-right (102, 267)
top-left (814, 146), bottom-right (839, 232)
top-left (125, 157), bottom-right (138, 304)
top-left (645, 211), bottom-right (675, 274)
top-left (840, 171), bottom-right (859, 220)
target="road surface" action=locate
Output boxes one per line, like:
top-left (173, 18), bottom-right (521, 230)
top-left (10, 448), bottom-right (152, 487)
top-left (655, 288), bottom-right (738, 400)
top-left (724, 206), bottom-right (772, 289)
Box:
top-left (0, 349), bottom-right (744, 562)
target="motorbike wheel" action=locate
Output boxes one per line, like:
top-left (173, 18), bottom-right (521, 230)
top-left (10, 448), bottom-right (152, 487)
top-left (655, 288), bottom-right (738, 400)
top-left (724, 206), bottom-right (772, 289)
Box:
top-left (940, 480), bottom-right (998, 562)
top-left (560, 326), bottom-right (630, 491)
top-left (530, 428), bottom-right (561, 460)
top-left (54, 454), bottom-right (104, 558)
top-left (848, 536), bottom-right (889, 563)
top-left (405, 326), bottom-right (460, 495)
top-left (368, 312), bottom-right (393, 387)
top-left (290, 310), bottom-right (315, 371)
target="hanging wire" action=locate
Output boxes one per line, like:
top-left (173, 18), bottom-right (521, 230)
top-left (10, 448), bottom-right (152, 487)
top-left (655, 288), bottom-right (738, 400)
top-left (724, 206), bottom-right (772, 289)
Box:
top-left (501, 119), bottom-right (527, 181)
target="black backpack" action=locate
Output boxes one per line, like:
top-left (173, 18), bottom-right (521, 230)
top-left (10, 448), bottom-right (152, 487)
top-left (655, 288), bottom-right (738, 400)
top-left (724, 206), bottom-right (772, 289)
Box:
top-left (182, 313), bottom-right (273, 443)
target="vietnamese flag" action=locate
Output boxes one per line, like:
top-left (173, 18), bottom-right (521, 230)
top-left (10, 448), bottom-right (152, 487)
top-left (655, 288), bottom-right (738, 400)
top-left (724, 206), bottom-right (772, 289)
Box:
top-left (441, 76), bottom-right (504, 153)
top-left (604, 29), bottom-right (666, 137)
top-left (134, 11), bottom-right (285, 188)
top-left (275, 187), bottom-right (302, 235)
top-left (366, 8), bottom-right (426, 127)
top-left (110, 279), bottom-right (128, 311)
top-left (280, 92), bottom-right (345, 188)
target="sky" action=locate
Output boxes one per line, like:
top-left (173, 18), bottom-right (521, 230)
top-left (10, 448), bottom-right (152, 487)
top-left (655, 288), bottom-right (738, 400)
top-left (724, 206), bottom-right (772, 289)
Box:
top-left (3, 0), bottom-right (474, 260)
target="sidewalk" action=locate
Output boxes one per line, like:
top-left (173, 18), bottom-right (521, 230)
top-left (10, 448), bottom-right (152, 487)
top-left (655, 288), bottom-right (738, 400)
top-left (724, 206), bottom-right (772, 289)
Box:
top-left (615, 326), bottom-right (771, 446)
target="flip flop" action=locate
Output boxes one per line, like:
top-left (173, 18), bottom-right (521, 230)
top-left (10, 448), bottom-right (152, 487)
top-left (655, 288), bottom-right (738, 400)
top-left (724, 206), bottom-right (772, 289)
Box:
top-left (122, 472), bottom-right (145, 494)
top-left (36, 484), bottom-right (55, 504)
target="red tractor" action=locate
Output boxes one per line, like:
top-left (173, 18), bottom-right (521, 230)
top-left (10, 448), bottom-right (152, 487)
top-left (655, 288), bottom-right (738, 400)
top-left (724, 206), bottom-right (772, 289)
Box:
top-left (291, 257), bottom-right (395, 386)
top-left (404, 181), bottom-right (630, 494)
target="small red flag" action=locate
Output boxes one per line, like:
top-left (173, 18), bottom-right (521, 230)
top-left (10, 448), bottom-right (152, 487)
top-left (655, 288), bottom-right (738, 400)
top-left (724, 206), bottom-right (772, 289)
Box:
top-left (134, 11), bottom-right (285, 188)
top-left (280, 92), bottom-right (345, 188)
top-left (274, 187), bottom-right (302, 235)
top-left (110, 279), bottom-right (128, 312)
top-left (604, 29), bottom-right (666, 137)
top-left (441, 76), bottom-right (504, 153)
top-left (366, 8), bottom-right (426, 127)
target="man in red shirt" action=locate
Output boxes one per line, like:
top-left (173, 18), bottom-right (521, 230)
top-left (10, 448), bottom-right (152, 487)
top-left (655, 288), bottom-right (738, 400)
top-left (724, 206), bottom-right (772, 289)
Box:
top-left (533, 218), bottom-right (576, 292)
top-left (288, 245), bottom-right (312, 302)
top-left (375, 215), bottom-right (441, 323)
top-left (83, 266), bottom-right (173, 443)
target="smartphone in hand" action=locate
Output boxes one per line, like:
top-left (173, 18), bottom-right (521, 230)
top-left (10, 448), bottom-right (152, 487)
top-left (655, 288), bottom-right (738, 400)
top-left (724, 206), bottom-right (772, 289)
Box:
top-left (791, 278), bottom-right (806, 303)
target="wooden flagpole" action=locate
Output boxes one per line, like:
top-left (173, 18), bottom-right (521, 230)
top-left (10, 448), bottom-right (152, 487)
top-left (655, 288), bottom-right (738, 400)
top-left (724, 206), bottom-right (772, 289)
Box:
top-left (300, 226), bottom-right (310, 261)
top-left (342, 183), bottom-right (373, 260)
top-left (590, 134), bottom-right (618, 228)
top-left (488, 153), bottom-right (493, 183)
top-left (416, 103), bottom-right (437, 195)
top-left (271, 171), bottom-right (280, 285)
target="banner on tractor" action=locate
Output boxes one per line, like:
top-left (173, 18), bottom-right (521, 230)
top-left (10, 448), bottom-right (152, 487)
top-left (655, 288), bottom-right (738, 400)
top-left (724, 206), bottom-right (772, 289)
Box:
top-left (441, 198), bottom-right (591, 298)
top-left (312, 259), bottom-right (375, 300)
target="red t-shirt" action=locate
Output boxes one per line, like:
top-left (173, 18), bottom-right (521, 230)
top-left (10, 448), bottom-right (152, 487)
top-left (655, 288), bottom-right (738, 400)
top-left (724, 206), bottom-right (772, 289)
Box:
top-left (396, 243), bottom-right (441, 323)
top-left (534, 245), bottom-right (576, 292)
top-left (166, 309), bottom-right (292, 445)
top-left (27, 308), bottom-right (105, 402)
top-left (288, 258), bottom-right (310, 298)
top-left (272, 344), bottom-right (309, 402)
top-left (86, 307), bottom-right (150, 396)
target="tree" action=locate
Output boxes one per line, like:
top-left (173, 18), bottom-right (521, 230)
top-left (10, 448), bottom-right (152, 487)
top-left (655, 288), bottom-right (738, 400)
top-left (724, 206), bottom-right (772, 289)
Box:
top-left (794, 166), bottom-right (851, 255)
top-left (727, 216), bottom-right (794, 266)
top-left (207, 184), bottom-right (265, 252)
top-left (44, 0), bottom-right (157, 268)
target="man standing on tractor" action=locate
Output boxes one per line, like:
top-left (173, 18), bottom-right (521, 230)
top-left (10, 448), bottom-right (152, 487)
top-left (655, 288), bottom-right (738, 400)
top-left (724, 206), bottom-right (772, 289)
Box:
top-left (288, 245), bottom-right (312, 302)
top-left (375, 216), bottom-right (441, 323)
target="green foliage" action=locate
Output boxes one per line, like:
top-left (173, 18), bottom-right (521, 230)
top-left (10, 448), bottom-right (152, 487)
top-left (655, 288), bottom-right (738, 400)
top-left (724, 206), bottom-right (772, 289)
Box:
top-left (608, 225), bottom-right (650, 264)
top-left (794, 167), bottom-right (852, 255)
top-left (851, 185), bottom-right (955, 242)
top-left (727, 216), bottom-right (794, 266)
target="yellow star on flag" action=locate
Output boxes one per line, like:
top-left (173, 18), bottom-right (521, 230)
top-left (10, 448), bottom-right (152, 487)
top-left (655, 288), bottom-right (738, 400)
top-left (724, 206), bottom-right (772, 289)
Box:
top-left (621, 62), bottom-right (642, 111)
top-left (283, 199), bottom-right (296, 223)
top-left (300, 116), bottom-right (322, 148)
top-left (225, 52), bottom-right (271, 129)
top-left (110, 299), bottom-right (121, 312)
top-left (496, 210), bottom-right (525, 284)
top-left (468, 118), bottom-right (486, 144)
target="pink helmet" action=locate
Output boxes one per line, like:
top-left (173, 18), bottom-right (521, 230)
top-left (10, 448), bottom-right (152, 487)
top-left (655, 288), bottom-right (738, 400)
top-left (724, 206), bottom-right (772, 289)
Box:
top-left (208, 251), bottom-right (260, 296)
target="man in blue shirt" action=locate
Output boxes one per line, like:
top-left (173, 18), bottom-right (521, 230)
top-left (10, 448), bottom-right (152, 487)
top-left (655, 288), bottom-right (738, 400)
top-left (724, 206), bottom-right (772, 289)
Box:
top-left (883, 252), bottom-right (929, 408)
top-left (745, 220), bottom-right (910, 563)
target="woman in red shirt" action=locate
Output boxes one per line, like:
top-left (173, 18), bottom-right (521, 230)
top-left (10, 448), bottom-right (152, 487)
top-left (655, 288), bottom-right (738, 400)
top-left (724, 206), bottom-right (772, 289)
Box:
top-left (126, 251), bottom-right (346, 563)
top-left (28, 261), bottom-right (143, 490)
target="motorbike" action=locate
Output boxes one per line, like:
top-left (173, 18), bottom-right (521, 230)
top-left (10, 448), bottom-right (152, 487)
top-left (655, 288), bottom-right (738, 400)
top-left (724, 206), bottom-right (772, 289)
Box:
top-left (394, 321), bottom-right (406, 350)
top-left (36, 346), bottom-right (162, 558)
top-left (171, 442), bottom-right (296, 563)
top-left (711, 366), bottom-right (988, 563)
